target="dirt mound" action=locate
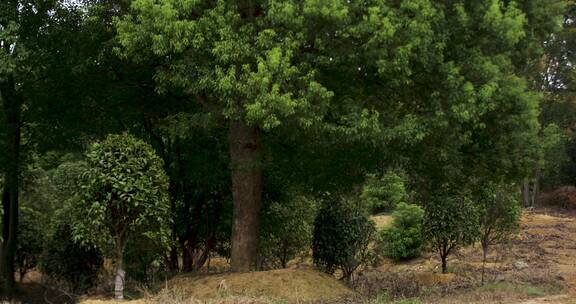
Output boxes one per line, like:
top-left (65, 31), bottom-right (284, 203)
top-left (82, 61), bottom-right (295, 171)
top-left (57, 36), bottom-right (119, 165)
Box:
top-left (540, 186), bottom-right (576, 209)
top-left (164, 268), bottom-right (355, 302)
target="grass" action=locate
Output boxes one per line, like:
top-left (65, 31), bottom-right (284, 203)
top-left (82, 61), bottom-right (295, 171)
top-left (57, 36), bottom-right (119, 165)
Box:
top-left (363, 293), bottom-right (421, 304)
top-left (476, 282), bottom-right (550, 298)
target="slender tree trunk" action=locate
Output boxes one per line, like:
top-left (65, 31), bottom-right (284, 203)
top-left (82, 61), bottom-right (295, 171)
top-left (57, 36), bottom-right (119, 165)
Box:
top-left (181, 241), bottom-right (192, 272)
top-left (0, 77), bottom-right (21, 294)
top-left (441, 255), bottom-right (448, 274)
top-left (114, 245), bottom-right (126, 300)
top-left (167, 185), bottom-right (179, 272)
top-left (481, 242), bottom-right (488, 285)
top-left (229, 120), bottom-right (262, 272)
top-left (532, 167), bottom-right (541, 207)
top-left (522, 178), bottom-right (531, 207)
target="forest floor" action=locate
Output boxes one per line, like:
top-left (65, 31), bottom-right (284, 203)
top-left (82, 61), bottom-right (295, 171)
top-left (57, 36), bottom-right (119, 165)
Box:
top-left (11, 207), bottom-right (576, 303)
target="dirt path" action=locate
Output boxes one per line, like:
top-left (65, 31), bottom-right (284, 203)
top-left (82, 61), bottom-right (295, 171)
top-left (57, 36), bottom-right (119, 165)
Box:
top-left (520, 295), bottom-right (576, 304)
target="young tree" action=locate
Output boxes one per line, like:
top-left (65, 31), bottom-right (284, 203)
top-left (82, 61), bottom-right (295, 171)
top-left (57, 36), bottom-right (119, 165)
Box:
top-left (424, 195), bottom-right (480, 274)
top-left (476, 182), bottom-right (521, 284)
top-left (71, 134), bottom-right (171, 300)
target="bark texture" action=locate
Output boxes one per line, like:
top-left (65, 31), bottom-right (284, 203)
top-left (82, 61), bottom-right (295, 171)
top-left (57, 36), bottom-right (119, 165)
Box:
top-left (229, 120), bottom-right (262, 272)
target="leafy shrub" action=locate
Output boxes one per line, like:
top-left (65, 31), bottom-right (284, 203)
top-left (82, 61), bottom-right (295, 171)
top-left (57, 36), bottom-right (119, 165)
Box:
top-left (361, 171), bottom-right (407, 213)
top-left (423, 195), bottom-right (479, 273)
top-left (378, 202), bottom-right (424, 261)
top-left (259, 195), bottom-right (317, 269)
top-left (476, 182), bottom-right (521, 283)
top-left (40, 208), bottom-right (103, 292)
top-left (313, 199), bottom-right (376, 281)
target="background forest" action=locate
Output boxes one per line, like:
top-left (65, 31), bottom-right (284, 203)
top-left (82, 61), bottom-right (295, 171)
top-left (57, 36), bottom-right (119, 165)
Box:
top-left (2, 0), bottom-right (576, 303)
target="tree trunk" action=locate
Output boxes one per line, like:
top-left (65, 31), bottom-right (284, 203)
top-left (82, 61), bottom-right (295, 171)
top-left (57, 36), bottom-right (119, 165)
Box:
top-left (229, 120), bottom-right (262, 272)
top-left (181, 240), bottom-right (192, 272)
top-left (0, 77), bottom-right (22, 294)
top-left (167, 187), bottom-right (179, 273)
top-left (114, 246), bottom-right (126, 300)
top-left (522, 178), bottom-right (531, 207)
top-left (481, 242), bottom-right (488, 285)
top-left (441, 255), bottom-right (448, 274)
top-left (532, 167), bottom-right (541, 207)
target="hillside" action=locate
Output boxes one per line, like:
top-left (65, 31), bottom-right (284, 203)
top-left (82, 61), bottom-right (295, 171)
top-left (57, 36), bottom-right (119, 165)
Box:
top-left (71, 208), bottom-right (576, 304)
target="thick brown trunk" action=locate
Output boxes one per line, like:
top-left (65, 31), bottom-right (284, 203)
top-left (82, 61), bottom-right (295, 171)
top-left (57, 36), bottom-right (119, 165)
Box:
top-left (229, 120), bottom-right (262, 272)
top-left (0, 77), bottom-right (21, 294)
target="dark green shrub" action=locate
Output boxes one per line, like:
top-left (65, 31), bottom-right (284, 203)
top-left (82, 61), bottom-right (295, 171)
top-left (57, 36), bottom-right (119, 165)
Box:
top-left (124, 236), bottom-right (166, 285)
top-left (40, 210), bottom-right (103, 292)
top-left (313, 199), bottom-right (375, 281)
top-left (259, 195), bottom-right (317, 269)
top-left (378, 202), bottom-right (424, 261)
top-left (16, 207), bottom-right (45, 282)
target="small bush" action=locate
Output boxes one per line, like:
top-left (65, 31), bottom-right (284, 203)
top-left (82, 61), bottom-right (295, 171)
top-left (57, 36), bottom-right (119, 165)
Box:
top-left (259, 195), bottom-right (317, 269)
top-left (378, 203), bottom-right (424, 261)
top-left (313, 199), bottom-right (376, 281)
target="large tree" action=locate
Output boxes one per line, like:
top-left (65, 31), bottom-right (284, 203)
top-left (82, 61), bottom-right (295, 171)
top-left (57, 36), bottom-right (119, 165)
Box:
top-left (116, 0), bottom-right (342, 271)
top-left (115, 0), bottom-right (564, 271)
top-left (0, 0), bottom-right (66, 292)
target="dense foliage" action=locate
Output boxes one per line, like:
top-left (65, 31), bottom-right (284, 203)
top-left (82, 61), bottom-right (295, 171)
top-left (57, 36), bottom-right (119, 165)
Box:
top-left (40, 211), bottom-right (103, 293)
top-left (361, 172), bottom-right (408, 213)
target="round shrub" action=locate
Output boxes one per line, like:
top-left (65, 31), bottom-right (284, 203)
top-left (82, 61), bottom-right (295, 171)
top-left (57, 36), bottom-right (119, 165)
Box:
top-left (378, 202), bottom-right (424, 261)
top-left (313, 199), bottom-right (376, 281)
